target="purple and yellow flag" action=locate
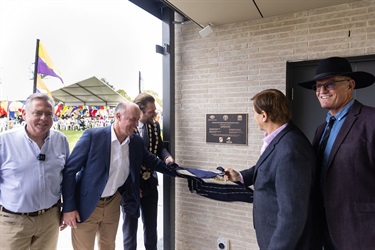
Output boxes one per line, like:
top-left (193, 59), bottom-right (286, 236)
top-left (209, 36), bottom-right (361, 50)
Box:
top-left (36, 74), bottom-right (53, 98)
top-left (37, 41), bottom-right (64, 84)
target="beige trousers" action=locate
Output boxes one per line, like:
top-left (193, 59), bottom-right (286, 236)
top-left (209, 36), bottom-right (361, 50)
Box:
top-left (0, 206), bottom-right (60, 250)
top-left (71, 192), bottom-right (121, 250)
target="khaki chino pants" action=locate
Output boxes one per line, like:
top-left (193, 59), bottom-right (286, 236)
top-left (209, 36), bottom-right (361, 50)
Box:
top-left (72, 192), bottom-right (121, 250)
top-left (0, 206), bottom-right (60, 250)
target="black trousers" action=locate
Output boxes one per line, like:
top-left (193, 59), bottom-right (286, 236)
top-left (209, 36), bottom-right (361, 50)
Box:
top-left (122, 181), bottom-right (158, 250)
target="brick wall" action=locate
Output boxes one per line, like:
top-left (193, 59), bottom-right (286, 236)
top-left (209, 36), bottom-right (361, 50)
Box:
top-left (174, 1), bottom-right (375, 249)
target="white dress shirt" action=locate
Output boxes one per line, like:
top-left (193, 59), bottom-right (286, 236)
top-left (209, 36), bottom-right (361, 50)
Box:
top-left (137, 121), bottom-right (145, 138)
top-left (101, 125), bottom-right (130, 197)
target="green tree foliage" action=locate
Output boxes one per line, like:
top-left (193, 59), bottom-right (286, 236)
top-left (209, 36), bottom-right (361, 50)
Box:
top-left (144, 90), bottom-right (162, 107)
top-left (117, 89), bottom-right (132, 101)
top-left (99, 77), bottom-right (131, 101)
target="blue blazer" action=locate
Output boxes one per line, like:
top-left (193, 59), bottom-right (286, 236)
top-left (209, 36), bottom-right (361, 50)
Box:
top-left (62, 126), bottom-right (175, 222)
top-left (241, 123), bottom-right (317, 250)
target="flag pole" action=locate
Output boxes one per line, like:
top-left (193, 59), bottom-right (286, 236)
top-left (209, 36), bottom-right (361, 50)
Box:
top-left (33, 39), bottom-right (40, 93)
top-left (138, 71), bottom-right (141, 93)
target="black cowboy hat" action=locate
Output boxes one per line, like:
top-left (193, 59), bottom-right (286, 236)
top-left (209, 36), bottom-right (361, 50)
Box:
top-left (298, 57), bottom-right (375, 89)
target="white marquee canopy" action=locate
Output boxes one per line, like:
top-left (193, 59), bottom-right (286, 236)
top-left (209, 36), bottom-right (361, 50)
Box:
top-left (51, 76), bottom-right (127, 106)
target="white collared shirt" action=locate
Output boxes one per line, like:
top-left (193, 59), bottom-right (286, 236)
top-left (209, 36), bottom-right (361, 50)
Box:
top-left (137, 121), bottom-right (145, 138)
top-left (101, 125), bottom-right (130, 197)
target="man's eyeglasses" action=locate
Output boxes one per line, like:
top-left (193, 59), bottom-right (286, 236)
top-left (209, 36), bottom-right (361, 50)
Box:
top-left (312, 79), bottom-right (349, 92)
top-left (32, 111), bottom-right (54, 117)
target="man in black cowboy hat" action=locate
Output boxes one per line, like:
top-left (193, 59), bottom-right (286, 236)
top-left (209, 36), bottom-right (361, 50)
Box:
top-left (298, 56), bottom-right (375, 250)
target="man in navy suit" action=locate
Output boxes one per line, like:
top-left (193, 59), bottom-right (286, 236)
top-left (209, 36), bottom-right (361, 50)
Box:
top-left (225, 89), bottom-right (317, 250)
top-left (62, 101), bottom-right (175, 250)
top-left (298, 57), bottom-right (375, 250)
top-left (122, 93), bottom-right (174, 250)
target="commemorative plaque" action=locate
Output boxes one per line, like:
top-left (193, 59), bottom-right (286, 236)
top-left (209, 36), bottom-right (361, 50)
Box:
top-left (206, 113), bottom-right (248, 145)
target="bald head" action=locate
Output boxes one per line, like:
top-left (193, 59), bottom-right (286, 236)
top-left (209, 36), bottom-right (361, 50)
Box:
top-left (115, 102), bottom-right (140, 115)
top-left (113, 102), bottom-right (141, 143)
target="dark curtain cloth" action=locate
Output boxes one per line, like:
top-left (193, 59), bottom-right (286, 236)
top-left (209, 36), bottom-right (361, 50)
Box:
top-left (175, 166), bottom-right (253, 203)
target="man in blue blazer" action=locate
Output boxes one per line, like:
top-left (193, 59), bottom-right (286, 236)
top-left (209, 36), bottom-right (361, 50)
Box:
top-left (62, 102), bottom-right (175, 250)
top-left (225, 89), bottom-right (317, 250)
top-left (122, 93), bottom-right (174, 250)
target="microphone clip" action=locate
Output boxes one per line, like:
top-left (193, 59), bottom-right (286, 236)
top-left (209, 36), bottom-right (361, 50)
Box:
top-left (37, 154), bottom-right (46, 161)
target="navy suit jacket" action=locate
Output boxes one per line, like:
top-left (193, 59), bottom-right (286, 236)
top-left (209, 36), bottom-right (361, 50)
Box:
top-left (241, 123), bottom-right (317, 250)
top-left (312, 100), bottom-right (375, 250)
top-left (142, 121), bottom-right (170, 161)
top-left (122, 120), bottom-right (172, 216)
top-left (62, 126), bottom-right (175, 222)
top-left (140, 120), bottom-right (171, 188)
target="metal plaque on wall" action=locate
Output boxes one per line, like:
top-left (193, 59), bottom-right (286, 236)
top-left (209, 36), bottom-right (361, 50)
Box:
top-left (206, 113), bottom-right (248, 145)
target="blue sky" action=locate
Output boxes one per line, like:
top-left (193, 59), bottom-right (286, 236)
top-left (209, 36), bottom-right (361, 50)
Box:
top-left (0, 0), bottom-right (163, 100)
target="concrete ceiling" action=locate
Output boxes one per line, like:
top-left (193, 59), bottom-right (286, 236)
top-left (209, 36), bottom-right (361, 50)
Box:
top-left (164, 0), bottom-right (360, 27)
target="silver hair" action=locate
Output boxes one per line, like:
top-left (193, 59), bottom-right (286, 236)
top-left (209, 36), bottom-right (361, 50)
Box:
top-left (24, 93), bottom-right (54, 111)
top-left (114, 101), bottom-right (139, 116)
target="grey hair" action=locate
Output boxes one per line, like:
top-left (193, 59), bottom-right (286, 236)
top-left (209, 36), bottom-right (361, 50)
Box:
top-left (115, 101), bottom-right (139, 116)
top-left (24, 93), bottom-right (54, 111)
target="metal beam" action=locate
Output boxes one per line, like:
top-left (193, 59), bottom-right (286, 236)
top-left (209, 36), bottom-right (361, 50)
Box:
top-left (161, 7), bottom-right (175, 250)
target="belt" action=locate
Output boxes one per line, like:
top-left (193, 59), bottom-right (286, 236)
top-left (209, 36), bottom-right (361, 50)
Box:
top-left (100, 193), bottom-right (116, 201)
top-left (0, 203), bottom-right (59, 217)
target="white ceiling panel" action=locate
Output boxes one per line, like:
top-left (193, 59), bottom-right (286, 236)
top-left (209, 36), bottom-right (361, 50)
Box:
top-left (166, 0), bottom-right (360, 27)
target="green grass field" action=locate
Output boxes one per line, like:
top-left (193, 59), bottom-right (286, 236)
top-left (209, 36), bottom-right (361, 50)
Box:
top-left (0, 128), bottom-right (84, 150)
top-left (60, 130), bottom-right (84, 150)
